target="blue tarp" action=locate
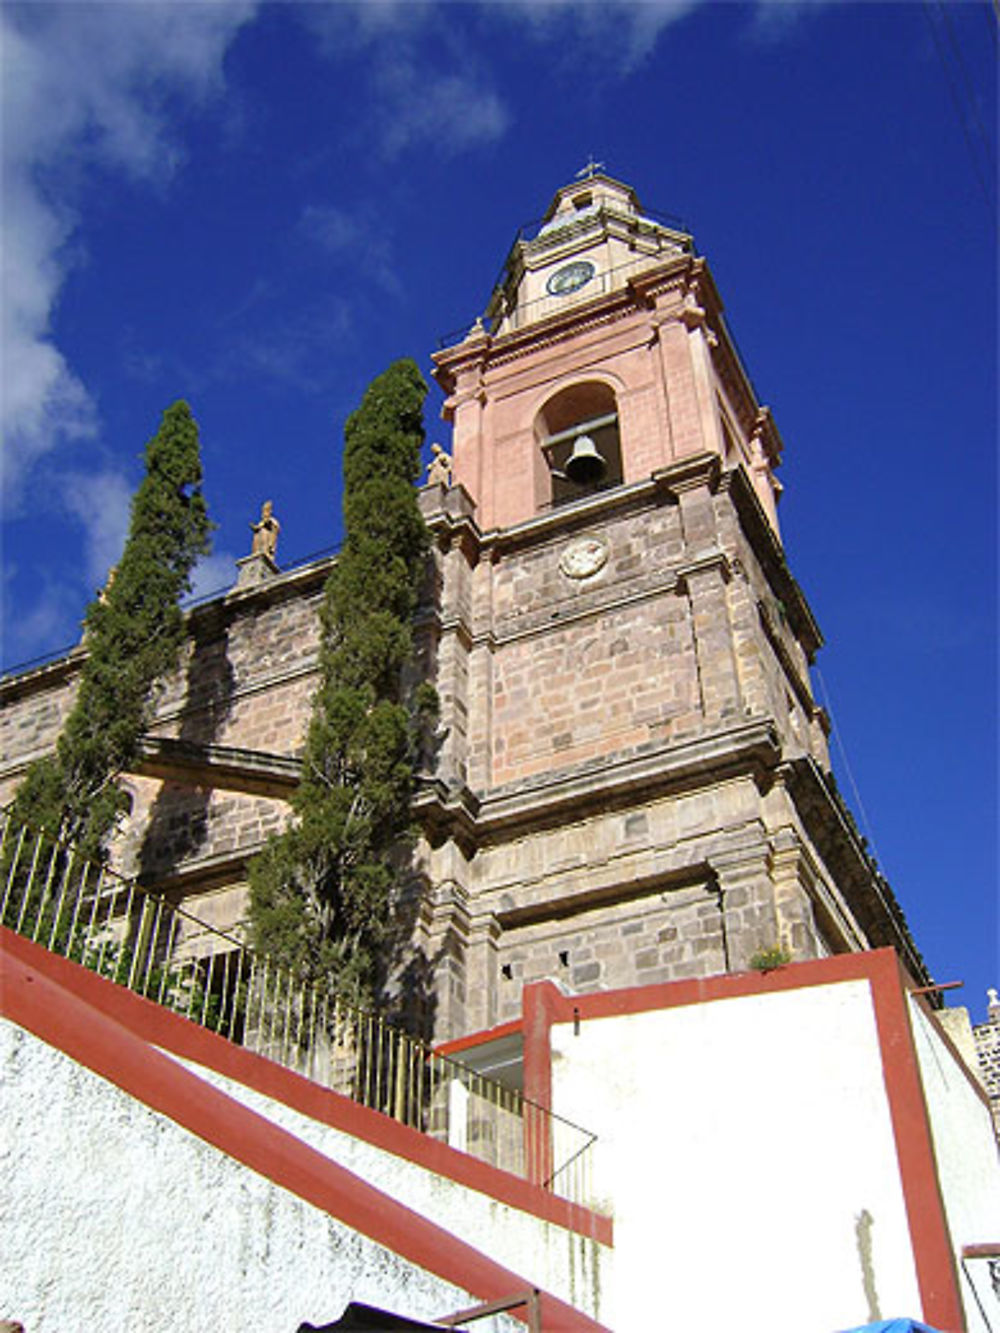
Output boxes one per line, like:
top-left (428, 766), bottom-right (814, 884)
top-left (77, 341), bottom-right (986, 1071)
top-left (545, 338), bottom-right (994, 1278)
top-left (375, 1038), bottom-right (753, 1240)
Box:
top-left (838, 1321), bottom-right (945, 1333)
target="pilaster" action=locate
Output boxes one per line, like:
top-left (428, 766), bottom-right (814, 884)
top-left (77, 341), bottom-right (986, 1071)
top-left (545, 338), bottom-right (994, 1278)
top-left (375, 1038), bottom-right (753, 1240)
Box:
top-left (463, 910), bottom-right (503, 1036)
top-left (422, 875), bottom-right (473, 1041)
top-left (767, 824), bottom-right (823, 960)
top-left (709, 835), bottom-right (780, 973)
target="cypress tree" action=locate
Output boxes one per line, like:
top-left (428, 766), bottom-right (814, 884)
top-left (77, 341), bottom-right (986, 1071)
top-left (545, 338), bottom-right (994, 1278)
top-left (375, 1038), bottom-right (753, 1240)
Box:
top-left (248, 358), bottom-right (435, 1004)
top-left (10, 401), bottom-right (212, 860)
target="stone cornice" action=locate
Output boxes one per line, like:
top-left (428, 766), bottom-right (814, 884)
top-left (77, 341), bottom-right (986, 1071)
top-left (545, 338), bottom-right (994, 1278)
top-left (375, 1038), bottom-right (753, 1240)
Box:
top-left (417, 720), bottom-right (782, 849)
top-left (0, 644), bottom-right (86, 701)
top-left (757, 600), bottom-right (817, 716)
top-left (413, 778), bottom-right (481, 856)
top-left (475, 446), bottom-right (724, 561)
top-left (420, 472), bottom-right (675, 570)
top-left (653, 451), bottom-right (722, 498)
top-left (784, 756), bottom-right (933, 992)
top-left (0, 554), bottom-right (334, 703)
top-left (495, 860), bottom-right (712, 930)
top-left (137, 846), bottom-right (262, 895)
top-left (433, 253), bottom-right (694, 390)
top-left (724, 466), bottom-right (823, 659)
top-left (136, 736), bottom-right (301, 799)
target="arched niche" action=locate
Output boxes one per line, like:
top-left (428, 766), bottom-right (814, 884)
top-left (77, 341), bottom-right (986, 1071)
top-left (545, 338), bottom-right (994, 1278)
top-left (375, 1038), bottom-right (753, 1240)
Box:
top-left (534, 380), bottom-right (623, 509)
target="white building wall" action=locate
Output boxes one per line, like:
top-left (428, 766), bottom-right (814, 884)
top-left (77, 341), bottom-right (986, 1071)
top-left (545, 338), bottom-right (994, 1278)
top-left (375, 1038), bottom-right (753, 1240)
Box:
top-left (550, 979), bottom-right (923, 1333)
top-left (1, 1020), bottom-right (520, 1333)
top-left (169, 1051), bottom-right (608, 1321)
top-left (908, 998), bottom-right (1000, 1332)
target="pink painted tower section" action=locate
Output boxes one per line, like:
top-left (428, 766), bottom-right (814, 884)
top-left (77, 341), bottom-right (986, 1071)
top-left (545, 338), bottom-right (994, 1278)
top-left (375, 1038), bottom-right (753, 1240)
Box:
top-left (434, 173), bottom-right (783, 535)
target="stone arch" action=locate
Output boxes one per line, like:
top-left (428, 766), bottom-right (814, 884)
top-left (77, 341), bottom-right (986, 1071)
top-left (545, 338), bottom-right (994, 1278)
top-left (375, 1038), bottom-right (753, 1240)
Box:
top-left (532, 377), bottom-right (624, 509)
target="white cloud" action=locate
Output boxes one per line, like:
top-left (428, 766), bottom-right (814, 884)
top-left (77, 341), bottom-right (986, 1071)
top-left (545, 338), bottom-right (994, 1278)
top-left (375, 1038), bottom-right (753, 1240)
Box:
top-left (58, 470), bottom-right (135, 589)
top-left (499, 0), bottom-right (700, 65)
top-left (374, 59), bottom-right (511, 158)
top-left (299, 204), bottom-right (402, 294)
top-left (297, 4), bottom-right (511, 158)
top-left (0, 2), bottom-right (257, 499)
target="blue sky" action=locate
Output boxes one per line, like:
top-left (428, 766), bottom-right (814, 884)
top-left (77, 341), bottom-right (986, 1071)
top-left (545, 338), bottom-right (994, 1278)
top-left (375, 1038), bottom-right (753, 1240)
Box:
top-left (1, 2), bottom-right (996, 1015)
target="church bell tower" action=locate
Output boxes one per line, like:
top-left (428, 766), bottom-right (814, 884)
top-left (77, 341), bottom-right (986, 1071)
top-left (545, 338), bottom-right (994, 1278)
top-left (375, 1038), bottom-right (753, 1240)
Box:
top-left (416, 172), bottom-right (926, 1042)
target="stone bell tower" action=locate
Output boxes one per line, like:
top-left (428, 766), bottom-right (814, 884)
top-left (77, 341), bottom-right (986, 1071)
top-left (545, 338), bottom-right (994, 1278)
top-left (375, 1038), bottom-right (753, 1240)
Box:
top-left (415, 172), bottom-right (927, 1042)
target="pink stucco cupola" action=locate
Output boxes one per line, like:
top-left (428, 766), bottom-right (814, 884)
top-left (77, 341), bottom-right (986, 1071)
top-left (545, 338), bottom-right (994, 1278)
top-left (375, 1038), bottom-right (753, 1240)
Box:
top-left (432, 172), bottom-right (784, 537)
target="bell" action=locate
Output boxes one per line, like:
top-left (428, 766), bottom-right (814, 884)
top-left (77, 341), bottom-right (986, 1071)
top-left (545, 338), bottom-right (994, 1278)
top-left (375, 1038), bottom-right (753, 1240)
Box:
top-left (564, 434), bottom-right (607, 484)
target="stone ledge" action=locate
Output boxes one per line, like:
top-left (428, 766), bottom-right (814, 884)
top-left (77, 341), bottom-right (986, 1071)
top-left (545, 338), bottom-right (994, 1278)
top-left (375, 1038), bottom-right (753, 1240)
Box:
top-left (137, 737), bottom-right (301, 799)
top-left (495, 861), bottom-right (712, 930)
top-left (725, 467), bottom-right (822, 658)
top-left (785, 756), bottom-right (932, 991)
top-left (417, 720), bottom-right (781, 848)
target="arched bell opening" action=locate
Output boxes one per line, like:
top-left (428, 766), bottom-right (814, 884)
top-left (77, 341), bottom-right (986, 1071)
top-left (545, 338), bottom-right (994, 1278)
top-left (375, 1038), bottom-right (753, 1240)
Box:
top-left (535, 381), bottom-right (623, 509)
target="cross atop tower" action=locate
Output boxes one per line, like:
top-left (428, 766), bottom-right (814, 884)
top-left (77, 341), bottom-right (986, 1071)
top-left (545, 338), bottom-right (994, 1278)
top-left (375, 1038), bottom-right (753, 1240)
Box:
top-left (575, 155), bottom-right (605, 181)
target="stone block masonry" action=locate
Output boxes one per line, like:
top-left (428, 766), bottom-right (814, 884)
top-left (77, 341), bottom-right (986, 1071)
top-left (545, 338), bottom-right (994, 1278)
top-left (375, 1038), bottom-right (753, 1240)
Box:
top-left (413, 450), bottom-right (919, 1039)
top-left (0, 558), bottom-right (331, 935)
top-left (973, 991), bottom-right (1000, 1137)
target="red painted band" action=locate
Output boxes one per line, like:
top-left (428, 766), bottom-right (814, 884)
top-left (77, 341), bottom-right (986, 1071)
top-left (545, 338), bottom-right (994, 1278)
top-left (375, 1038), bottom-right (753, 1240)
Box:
top-left (1, 927), bottom-right (609, 1245)
top-left (434, 1017), bottom-right (523, 1058)
top-left (871, 952), bottom-right (965, 1330)
top-left (0, 930), bottom-right (611, 1332)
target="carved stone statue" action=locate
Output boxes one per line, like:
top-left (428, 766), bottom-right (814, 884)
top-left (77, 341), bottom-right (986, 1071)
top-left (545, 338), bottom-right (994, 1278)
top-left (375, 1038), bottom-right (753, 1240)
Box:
top-left (97, 565), bottom-right (118, 605)
top-left (426, 443), bottom-right (453, 488)
top-left (250, 500), bottom-right (280, 561)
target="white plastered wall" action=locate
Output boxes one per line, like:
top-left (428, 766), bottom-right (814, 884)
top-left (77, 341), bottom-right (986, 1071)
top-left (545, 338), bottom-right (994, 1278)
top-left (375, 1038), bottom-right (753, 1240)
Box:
top-left (550, 979), bottom-right (923, 1333)
top-left (1, 1019), bottom-right (522, 1333)
top-left (908, 998), bottom-right (1000, 1332)
top-left (168, 1051), bottom-right (609, 1321)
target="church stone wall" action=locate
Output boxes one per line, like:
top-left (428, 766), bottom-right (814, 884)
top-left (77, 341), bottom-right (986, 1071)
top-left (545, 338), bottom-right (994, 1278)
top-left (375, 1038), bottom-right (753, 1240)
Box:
top-left (415, 456), bottom-right (868, 1038)
top-left (143, 570), bottom-right (325, 754)
top-left (973, 997), bottom-right (1000, 1137)
top-left (0, 661), bottom-right (82, 806)
top-left (2, 175), bottom-right (927, 1048)
top-left (0, 561), bottom-right (333, 935)
top-left (486, 502), bottom-right (697, 787)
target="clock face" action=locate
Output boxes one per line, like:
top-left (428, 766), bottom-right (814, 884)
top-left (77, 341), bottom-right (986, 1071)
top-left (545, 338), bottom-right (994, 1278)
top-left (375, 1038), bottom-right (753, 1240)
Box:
top-left (546, 260), bottom-right (596, 297)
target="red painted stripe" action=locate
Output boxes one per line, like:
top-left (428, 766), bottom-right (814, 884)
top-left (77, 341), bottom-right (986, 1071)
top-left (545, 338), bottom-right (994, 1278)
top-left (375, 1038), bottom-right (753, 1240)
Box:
top-left (0, 928), bottom-right (609, 1244)
top-left (434, 1017), bottom-right (523, 1057)
top-left (869, 951), bottom-right (965, 1331)
top-left (0, 933), bottom-right (611, 1333)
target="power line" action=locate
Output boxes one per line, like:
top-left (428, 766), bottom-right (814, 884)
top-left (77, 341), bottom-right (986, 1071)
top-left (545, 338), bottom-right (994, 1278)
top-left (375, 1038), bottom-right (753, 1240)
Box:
top-left (814, 666), bottom-right (883, 869)
top-left (922, 0), bottom-right (998, 220)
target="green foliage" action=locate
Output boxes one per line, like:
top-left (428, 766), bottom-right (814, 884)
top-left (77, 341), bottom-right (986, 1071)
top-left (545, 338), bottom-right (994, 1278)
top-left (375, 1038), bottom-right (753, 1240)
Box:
top-left (749, 943), bottom-right (793, 972)
top-left (10, 401), bottom-right (212, 859)
top-left (248, 359), bottom-right (436, 1004)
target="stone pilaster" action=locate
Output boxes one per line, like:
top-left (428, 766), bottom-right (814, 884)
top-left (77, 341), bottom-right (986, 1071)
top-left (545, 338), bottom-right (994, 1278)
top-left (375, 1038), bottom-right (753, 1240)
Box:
top-left (676, 556), bottom-right (743, 728)
top-left (463, 911), bottom-right (503, 1036)
top-left (234, 551), bottom-right (277, 588)
top-left (422, 876), bottom-right (473, 1041)
top-left (767, 824), bottom-right (822, 960)
top-left (709, 836), bottom-right (780, 973)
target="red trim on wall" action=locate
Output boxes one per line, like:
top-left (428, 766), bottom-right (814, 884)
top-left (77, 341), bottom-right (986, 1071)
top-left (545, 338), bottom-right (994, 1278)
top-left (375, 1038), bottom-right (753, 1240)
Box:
top-left (520, 954), bottom-right (890, 1109)
top-left (519, 950), bottom-right (969, 1330)
top-left (434, 1018), bottom-right (523, 1058)
top-left (1, 928), bottom-right (609, 1245)
top-left (0, 931), bottom-right (611, 1333)
top-left (523, 981), bottom-right (561, 1113)
top-left (869, 952), bottom-right (965, 1331)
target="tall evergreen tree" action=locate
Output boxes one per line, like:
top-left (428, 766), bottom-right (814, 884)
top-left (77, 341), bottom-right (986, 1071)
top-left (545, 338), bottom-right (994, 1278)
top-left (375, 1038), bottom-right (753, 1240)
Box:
top-left (248, 358), bottom-right (435, 1004)
top-left (10, 401), bottom-right (212, 860)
